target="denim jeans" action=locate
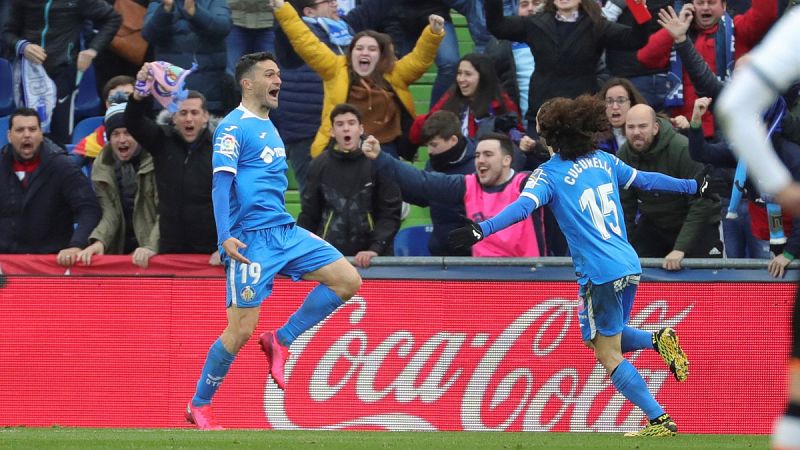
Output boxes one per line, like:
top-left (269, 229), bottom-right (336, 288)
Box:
top-left (226, 25), bottom-right (276, 75)
top-left (721, 198), bottom-right (771, 259)
top-left (443, 0), bottom-right (491, 52)
top-left (397, 21), bottom-right (460, 107)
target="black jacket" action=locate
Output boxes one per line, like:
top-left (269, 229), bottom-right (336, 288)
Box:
top-left (484, 37), bottom-right (520, 109)
top-left (0, 139), bottom-right (100, 253)
top-left (484, 0), bottom-right (648, 125)
top-left (125, 96), bottom-right (217, 254)
top-left (297, 145), bottom-right (402, 256)
top-left (2, 0), bottom-right (120, 73)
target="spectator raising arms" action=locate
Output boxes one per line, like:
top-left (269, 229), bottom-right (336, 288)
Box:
top-left (409, 53), bottom-right (525, 146)
top-left (142, 0), bottom-right (232, 115)
top-left (637, 0), bottom-right (777, 138)
top-left (270, 0), bottom-right (445, 161)
top-left (271, 0), bottom-right (393, 195)
top-left (127, 66), bottom-right (220, 264)
top-left (483, 0), bottom-right (650, 136)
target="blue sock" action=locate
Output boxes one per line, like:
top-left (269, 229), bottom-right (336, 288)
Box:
top-left (621, 326), bottom-right (654, 353)
top-left (276, 284), bottom-right (343, 347)
top-left (192, 338), bottom-right (236, 406)
top-left (610, 359), bottom-right (665, 420)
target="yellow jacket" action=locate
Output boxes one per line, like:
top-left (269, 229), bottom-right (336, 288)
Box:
top-left (274, 2), bottom-right (444, 158)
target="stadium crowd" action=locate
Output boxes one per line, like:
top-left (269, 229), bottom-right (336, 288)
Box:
top-left (1, 0), bottom-right (799, 274)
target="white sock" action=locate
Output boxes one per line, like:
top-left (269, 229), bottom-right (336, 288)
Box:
top-left (773, 415), bottom-right (800, 450)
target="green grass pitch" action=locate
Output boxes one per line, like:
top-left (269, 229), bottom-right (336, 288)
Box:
top-left (0, 428), bottom-right (769, 450)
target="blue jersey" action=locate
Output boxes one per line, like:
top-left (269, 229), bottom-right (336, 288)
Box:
top-left (212, 106), bottom-right (295, 234)
top-left (522, 151), bottom-right (641, 285)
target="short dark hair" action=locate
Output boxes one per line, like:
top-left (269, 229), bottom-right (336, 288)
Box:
top-left (235, 52), bottom-right (279, 87)
top-left (478, 132), bottom-right (514, 157)
top-left (181, 90), bottom-right (208, 111)
top-left (421, 110), bottom-right (462, 143)
top-left (101, 75), bottom-right (135, 102)
top-left (9, 108), bottom-right (41, 130)
top-left (330, 103), bottom-right (362, 124)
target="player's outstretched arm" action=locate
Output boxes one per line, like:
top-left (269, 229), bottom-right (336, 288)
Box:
top-left (449, 196), bottom-right (537, 249)
top-left (627, 167), bottom-right (721, 199)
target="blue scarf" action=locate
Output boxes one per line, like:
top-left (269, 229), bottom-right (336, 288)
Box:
top-left (727, 97), bottom-right (787, 245)
top-left (302, 16), bottom-right (353, 47)
top-left (665, 9), bottom-right (735, 108)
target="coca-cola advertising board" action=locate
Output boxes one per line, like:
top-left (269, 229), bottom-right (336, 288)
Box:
top-left (0, 276), bottom-right (792, 434)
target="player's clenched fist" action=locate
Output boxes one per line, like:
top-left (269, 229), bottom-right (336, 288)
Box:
top-left (449, 221), bottom-right (484, 249)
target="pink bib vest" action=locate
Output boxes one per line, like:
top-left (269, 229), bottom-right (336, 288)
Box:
top-left (463, 172), bottom-right (541, 257)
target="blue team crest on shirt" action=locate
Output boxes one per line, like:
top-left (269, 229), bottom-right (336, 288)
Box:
top-left (215, 133), bottom-right (239, 157)
top-left (240, 285), bottom-right (256, 302)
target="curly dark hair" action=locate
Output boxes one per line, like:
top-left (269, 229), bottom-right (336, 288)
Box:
top-left (536, 95), bottom-right (609, 161)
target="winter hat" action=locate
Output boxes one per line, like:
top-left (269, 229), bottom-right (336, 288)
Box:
top-left (104, 102), bottom-right (127, 137)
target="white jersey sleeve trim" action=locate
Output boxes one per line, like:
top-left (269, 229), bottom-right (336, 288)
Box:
top-left (623, 169), bottom-right (638, 190)
top-left (520, 192), bottom-right (542, 209)
top-left (214, 166), bottom-right (237, 175)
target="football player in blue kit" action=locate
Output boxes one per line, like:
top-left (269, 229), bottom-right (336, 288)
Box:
top-left (450, 95), bottom-right (721, 436)
top-left (185, 52), bottom-right (362, 430)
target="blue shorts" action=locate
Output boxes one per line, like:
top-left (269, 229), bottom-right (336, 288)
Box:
top-left (221, 224), bottom-right (343, 308)
top-left (576, 274), bottom-right (640, 342)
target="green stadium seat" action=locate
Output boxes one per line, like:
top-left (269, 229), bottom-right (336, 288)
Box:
top-left (410, 84), bottom-right (433, 101)
top-left (287, 165), bottom-right (298, 190)
top-left (285, 189), bottom-right (300, 204)
top-left (419, 71), bottom-right (437, 85)
top-left (285, 189), bottom-right (301, 219)
top-left (401, 203), bottom-right (432, 229)
top-left (285, 202), bottom-right (302, 220)
top-left (451, 13), bottom-right (467, 27)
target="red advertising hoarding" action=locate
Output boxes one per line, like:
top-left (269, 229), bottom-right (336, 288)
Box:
top-left (0, 276), bottom-right (792, 434)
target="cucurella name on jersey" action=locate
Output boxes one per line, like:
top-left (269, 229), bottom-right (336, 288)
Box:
top-left (563, 156), bottom-right (614, 186)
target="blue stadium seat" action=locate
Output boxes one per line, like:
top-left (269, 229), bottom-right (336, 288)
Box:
top-left (71, 115), bottom-right (104, 145)
top-left (74, 65), bottom-right (101, 121)
top-left (0, 115), bottom-right (8, 148)
top-left (393, 225), bottom-right (433, 256)
top-left (0, 58), bottom-right (14, 116)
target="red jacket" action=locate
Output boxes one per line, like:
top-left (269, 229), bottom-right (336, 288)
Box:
top-left (409, 91), bottom-right (524, 145)
top-left (637, 1), bottom-right (777, 137)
